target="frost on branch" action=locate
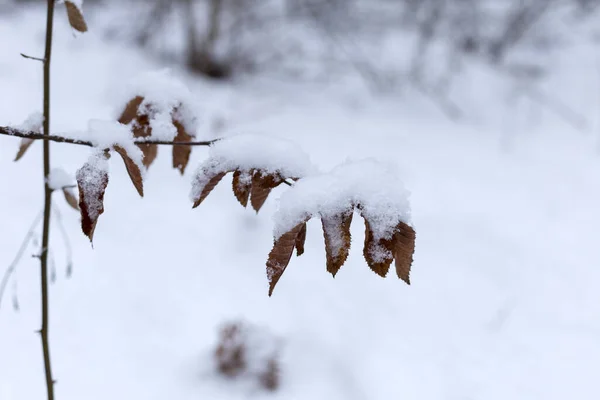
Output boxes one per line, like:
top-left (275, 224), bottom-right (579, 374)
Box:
top-left (115, 69), bottom-right (199, 174)
top-left (87, 120), bottom-right (145, 196)
top-left (190, 134), bottom-right (315, 212)
top-left (13, 112), bottom-right (43, 162)
top-left (267, 159), bottom-right (415, 296)
top-left (76, 150), bottom-right (110, 243)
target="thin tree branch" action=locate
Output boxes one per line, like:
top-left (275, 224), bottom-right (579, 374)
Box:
top-left (0, 210), bottom-right (43, 311)
top-left (20, 53), bottom-right (46, 62)
top-left (40, 1), bottom-right (56, 399)
top-left (0, 126), bottom-right (217, 147)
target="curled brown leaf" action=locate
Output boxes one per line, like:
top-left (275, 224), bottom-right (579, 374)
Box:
top-left (14, 138), bottom-right (34, 162)
top-left (250, 172), bottom-right (282, 213)
top-left (192, 171), bottom-right (227, 208)
top-left (393, 221), bottom-right (416, 285)
top-left (62, 188), bottom-right (79, 211)
top-left (172, 120), bottom-right (193, 175)
top-left (266, 223), bottom-right (306, 296)
top-left (232, 169), bottom-right (252, 207)
top-left (65, 1), bottom-right (88, 33)
top-left (76, 152), bottom-right (110, 243)
top-left (362, 218), bottom-right (394, 277)
top-left (113, 145), bottom-right (144, 197)
top-left (295, 223), bottom-right (307, 256)
top-left (322, 211), bottom-right (353, 277)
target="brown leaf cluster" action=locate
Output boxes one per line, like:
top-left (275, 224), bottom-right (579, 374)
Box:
top-left (118, 96), bottom-right (195, 175)
top-left (65, 1), bottom-right (88, 33)
top-left (266, 209), bottom-right (416, 296)
top-left (192, 169), bottom-right (294, 212)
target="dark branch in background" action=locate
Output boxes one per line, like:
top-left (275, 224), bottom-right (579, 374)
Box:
top-left (40, 1), bottom-right (56, 399)
top-left (0, 210), bottom-right (43, 311)
top-left (0, 126), bottom-right (217, 147)
top-left (52, 206), bottom-right (74, 279)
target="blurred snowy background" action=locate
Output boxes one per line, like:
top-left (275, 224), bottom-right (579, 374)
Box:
top-left (1, 0), bottom-right (600, 399)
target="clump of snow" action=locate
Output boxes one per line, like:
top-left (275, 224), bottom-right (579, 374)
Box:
top-left (114, 69), bottom-right (200, 140)
top-left (86, 119), bottom-right (144, 170)
top-left (17, 112), bottom-right (44, 133)
top-left (273, 159), bottom-right (412, 241)
top-left (75, 150), bottom-right (109, 221)
top-left (47, 168), bottom-right (73, 190)
top-left (190, 133), bottom-right (316, 201)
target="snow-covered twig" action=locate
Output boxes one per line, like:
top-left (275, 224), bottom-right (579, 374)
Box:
top-left (0, 126), bottom-right (217, 147)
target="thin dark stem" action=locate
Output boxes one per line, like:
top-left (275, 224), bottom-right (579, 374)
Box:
top-left (0, 210), bottom-right (43, 311)
top-left (20, 53), bottom-right (46, 62)
top-left (40, 1), bottom-right (56, 399)
top-left (0, 126), bottom-right (217, 147)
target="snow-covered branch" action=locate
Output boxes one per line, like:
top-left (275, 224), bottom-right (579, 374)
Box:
top-left (0, 126), bottom-right (216, 147)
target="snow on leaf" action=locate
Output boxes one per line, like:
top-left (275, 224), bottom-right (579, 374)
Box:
top-left (65, 1), bottom-right (88, 33)
top-left (266, 222), bottom-right (306, 296)
top-left (76, 150), bottom-right (110, 243)
top-left (114, 69), bottom-right (199, 141)
top-left (190, 160), bottom-right (228, 208)
top-left (113, 145), bottom-right (144, 197)
top-left (232, 169), bottom-right (252, 207)
top-left (47, 168), bottom-right (74, 190)
top-left (269, 159), bottom-right (415, 286)
top-left (13, 112), bottom-right (43, 162)
top-left (322, 211), bottom-right (353, 277)
top-left (190, 134), bottom-right (314, 211)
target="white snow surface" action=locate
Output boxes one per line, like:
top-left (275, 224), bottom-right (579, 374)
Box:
top-left (113, 69), bottom-right (200, 140)
top-left (273, 159), bottom-right (411, 240)
top-left (47, 168), bottom-right (73, 190)
top-left (2, 6), bottom-right (600, 400)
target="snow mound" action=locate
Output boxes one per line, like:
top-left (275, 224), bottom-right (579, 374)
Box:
top-left (273, 159), bottom-right (412, 240)
top-left (86, 119), bottom-right (144, 168)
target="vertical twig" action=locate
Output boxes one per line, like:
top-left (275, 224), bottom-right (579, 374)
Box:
top-left (40, 0), bottom-right (56, 399)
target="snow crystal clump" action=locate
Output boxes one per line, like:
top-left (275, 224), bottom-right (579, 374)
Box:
top-left (47, 168), bottom-right (73, 190)
top-left (17, 112), bottom-right (44, 132)
top-left (273, 159), bottom-right (411, 241)
top-left (208, 133), bottom-right (315, 177)
top-left (86, 120), bottom-right (144, 168)
top-left (114, 69), bottom-right (200, 140)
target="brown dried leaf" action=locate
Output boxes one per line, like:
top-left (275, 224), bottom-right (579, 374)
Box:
top-left (250, 172), bottom-right (282, 213)
top-left (113, 145), bottom-right (144, 197)
top-left (192, 172), bottom-right (227, 208)
top-left (76, 153), bottom-right (109, 243)
top-left (362, 218), bottom-right (394, 277)
top-left (295, 223), bottom-right (307, 256)
top-left (62, 188), bottom-right (79, 211)
top-left (172, 120), bottom-right (193, 175)
top-left (393, 221), bottom-right (416, 285)
top-left (14, 138), bottom-right (34, 162)
top-left (322, 211), bottom-right (353, 277)
top-left (232, 169), bottom-right (252, 207)
top-left (266, 223), bottom-right (305, 296)
top-left (138, 143), bottom-right (158, 168)
top-left (118, 96), bottom-right (144, 125)
top-left (65, 1), bottom-right (88, 33)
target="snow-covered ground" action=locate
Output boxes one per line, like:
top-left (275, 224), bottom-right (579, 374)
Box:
top-left (2, 4), bottom-right (600, 400)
